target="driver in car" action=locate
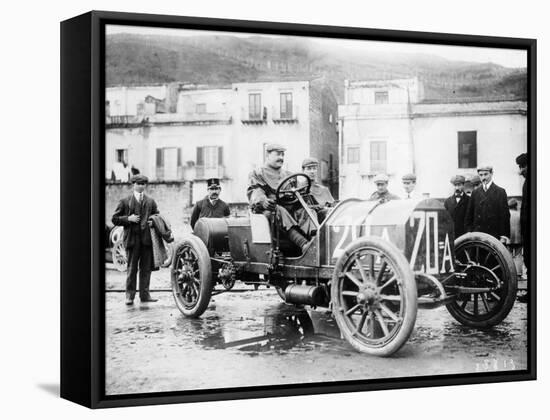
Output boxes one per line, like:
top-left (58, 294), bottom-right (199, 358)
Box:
top-left (247, 143), bottom-right (314, 253)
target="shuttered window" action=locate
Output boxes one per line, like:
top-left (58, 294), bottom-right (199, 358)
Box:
top-left (458, 131), bottom-right (477, 169)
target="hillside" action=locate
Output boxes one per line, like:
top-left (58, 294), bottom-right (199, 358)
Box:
top-left (106, 33), bottom-right (527, 102)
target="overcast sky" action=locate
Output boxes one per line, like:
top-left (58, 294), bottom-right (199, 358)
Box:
top-left (107, 25), bottom-right (527, 69)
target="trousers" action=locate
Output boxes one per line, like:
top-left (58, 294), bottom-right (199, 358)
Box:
top-left (125, 238), bottom-right (153, 299)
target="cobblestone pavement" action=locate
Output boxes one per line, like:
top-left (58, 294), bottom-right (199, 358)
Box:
top-left (105, 267), bottom-right (529, 396)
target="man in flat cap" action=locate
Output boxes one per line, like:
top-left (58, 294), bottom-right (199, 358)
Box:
top-left (301, 157), bottom-right (335, 223)
top-left (190, 178), bottom-right (230, 230)
top-left (464, 174), bottom-right (481, 196)
top-left (516, 153), bottom-right (529, 278)
top-left (465, 165), bottom-right (510, 244)
top-left (444, 175), bottom-right (470, 238)
top-left (368, 174), bottom-right (400, 203)
top-left (247, 143), bottom-right (312, 252)
top-left (401, 173), bottom-right (420, 199)
top-left (302, 157), bottom-right (335, 206)
top-left (112, 174), bottom-right (160, 305)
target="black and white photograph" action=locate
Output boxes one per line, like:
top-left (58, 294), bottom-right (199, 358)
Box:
top-left (103, 21), bottom-right (532, 397)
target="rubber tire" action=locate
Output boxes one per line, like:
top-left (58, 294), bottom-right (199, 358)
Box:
top-left (171, 234), bottom-right (213, 318)
top-left (111, 239), bottom-right (127, 272)
top-left (446, 232), bottom-right (517, 328)
top-left (331, 236), bottom-right (417, 357)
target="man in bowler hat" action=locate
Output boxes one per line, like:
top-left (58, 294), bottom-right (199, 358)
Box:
top-left (444, 175), bottom-right (470, 238)
top-left (190, 178), bottom-right (231, 229)
top-left (112, 174), bottom-right (160, 305)
top-left (465, 165), bottom-right (510, 244)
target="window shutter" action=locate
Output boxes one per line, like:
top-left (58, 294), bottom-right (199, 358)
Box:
top-left (156, 148), bottom-right (163, 167)
top-left (218, 147), bottom-right (223, 165)
top-left (196, 147), bottom-right (204, 166)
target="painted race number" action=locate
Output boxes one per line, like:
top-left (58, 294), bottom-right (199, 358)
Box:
top-left (329, 210), bottom-right (454, 274)
top-left (409, 211), bottom-right (454, 274)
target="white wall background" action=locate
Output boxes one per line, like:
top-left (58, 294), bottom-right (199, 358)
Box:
top-left (1, 0), bottom-right (547, 419)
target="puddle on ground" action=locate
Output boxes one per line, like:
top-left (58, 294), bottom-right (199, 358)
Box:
top-left (172, 302), bottom-right (349, 355)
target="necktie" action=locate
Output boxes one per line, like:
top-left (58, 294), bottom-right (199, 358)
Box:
top-left (138, 193), bottom-right (143, 203)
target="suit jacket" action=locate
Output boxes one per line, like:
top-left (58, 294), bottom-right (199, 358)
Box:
top-left (112, 193), bottom-right (159, 248)
top-left (444, 193), bottom-right (470, 238)
top-left (190, 197), bottom-right (230, 229)
top-left (465, 182), bottom-right (510, 239)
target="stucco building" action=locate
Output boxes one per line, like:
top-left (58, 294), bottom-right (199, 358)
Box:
top-left (338, 78), bottom-right (527, 199)
top-left (106, 79), bottom-right (338, 204)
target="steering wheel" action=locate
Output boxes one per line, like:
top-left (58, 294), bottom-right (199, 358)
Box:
top-left (275, 173), bottom-right (311, 205)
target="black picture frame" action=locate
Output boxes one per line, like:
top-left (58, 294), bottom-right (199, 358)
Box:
top-left (61, 10), bottom-right (537, 409)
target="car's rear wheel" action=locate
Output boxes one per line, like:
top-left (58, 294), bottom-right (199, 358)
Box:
top-left (171, 235), bottom-right (213, 318)
top-left (331, 237), bottom-right (417, 357)
top-left (446, 232), bottom-right (517, 328)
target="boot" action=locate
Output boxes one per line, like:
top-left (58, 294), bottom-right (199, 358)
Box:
top-left (287, 227), bottom-right (309, 253)
top-left (140, 291), bottom-right (158, 303)
top-left (125, 292), bottom-right (134, 305)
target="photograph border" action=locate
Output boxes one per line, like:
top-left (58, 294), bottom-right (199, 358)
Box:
top-left (60, 10), bottom-right (536, 409)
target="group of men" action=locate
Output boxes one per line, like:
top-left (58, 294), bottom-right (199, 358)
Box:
top-left (111, 143), bottom-right (529, 306)
top-left (367, 154), bottom-right (530, 276)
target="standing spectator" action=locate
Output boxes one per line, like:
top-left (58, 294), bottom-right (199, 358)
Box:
top-left (190, 178), bottom-right (230, 229)
top-left (516, 153), bottom-right (529, 277)
top-left (444, 175), bottom-right (470, 238)
top-left (401, 173), bottom-right (420, 199)
top-left (465, 165), bottom-right (510, 244)
top-left (464, 174), bottom-right (481, 196)
top-left (112, 174), bottom-right (159, 305)
top-left (368, 174), bottom-right (400, 203)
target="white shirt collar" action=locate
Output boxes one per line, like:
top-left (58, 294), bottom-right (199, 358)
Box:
top-left (134, 191), bottom-right (144, 201)
top-left (483, 180), bottom-right (493, 191)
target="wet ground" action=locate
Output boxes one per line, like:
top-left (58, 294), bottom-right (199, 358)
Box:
top-left (105, 267), bottom-right (528, 396)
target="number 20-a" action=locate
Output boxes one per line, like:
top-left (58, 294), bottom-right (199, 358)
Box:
top-left (409, 211), bottom-right (454, 274)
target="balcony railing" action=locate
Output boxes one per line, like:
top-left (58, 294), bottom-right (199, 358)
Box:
top-left (272, 105), bottom-right (299, 123)
top-left (105, 115), bottom-right (144, 128)
top-left (240, 107), bottom-right (267, 124)
top-left (195, 165), bottom-right (226, 180)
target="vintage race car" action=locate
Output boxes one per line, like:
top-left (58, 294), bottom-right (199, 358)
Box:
top-left (170, 174), bottom-right (517, 356)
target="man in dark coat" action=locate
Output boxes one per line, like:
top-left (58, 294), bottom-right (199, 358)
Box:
top-left (465, 166), bottom-right (510, 243)
top-left (190, 178), bottom-right (230, 229)
top-left (247, 143), bottom-right (312, 252)
top-left (444, 175), bottom-right (470, 239)
top-left (516, 153), bottom-right (529, 276)
top-left (112, 174), bottom-right (159, 305)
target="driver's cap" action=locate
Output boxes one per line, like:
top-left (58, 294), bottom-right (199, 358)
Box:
top-left (266, 143), bottom-right (286, 153)
top-left (302, 157), bottom-right (319, 168)
top-left (373, 173), bottom-right (389, 184)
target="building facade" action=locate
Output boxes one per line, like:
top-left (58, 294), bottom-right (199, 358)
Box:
top-left (338, 78), bottom-right (527, 199)
top-left (105, 79), bottom-right (339, 204)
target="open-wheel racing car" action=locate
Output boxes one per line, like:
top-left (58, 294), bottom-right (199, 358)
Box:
top-left (170, 174), bottom-right (517, 356)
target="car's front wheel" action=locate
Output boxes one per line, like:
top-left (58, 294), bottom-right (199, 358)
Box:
top-left (171, 235), bottom-right (213, 318)
top-left (331, 237), bottom-right (417, 357)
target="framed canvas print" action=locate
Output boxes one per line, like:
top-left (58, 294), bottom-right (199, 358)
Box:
top-left (60, 10), bottom-right (536, 408)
